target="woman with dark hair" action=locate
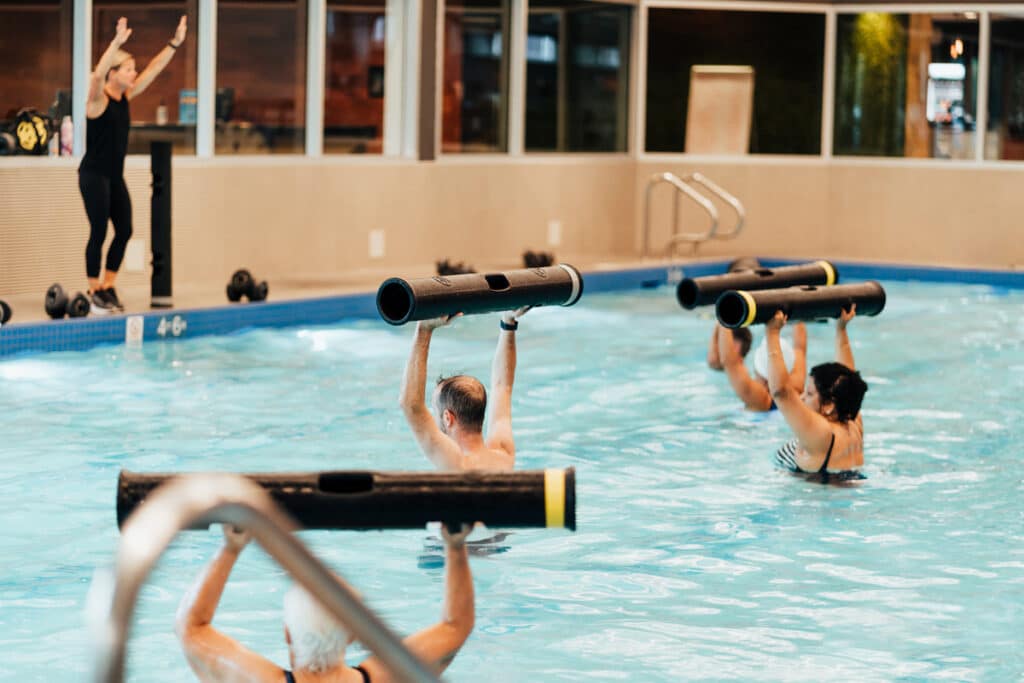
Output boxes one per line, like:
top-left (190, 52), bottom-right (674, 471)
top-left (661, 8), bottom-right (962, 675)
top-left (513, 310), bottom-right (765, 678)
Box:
top-left (79, 15), bottom-right (187, 313)
top-left (765, 305), bottom-right (868, 482)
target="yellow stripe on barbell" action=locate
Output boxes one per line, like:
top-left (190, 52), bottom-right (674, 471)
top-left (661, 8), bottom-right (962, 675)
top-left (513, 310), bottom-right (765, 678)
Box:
top-left (738, 290), bottom-right (757, 328)
top-left (544, 469), bottom-right (566, 528)
top-left (817, 260), bottom-right (837, 286)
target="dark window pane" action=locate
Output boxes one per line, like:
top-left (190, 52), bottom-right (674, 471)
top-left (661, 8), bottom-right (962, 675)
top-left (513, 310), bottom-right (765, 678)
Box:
top-left (987, 14), bottom-right (1024, 160)
top-left (834, 12), bottom-right (978, 159)
top-left (442, 0), bottom-right (509, 153)
top-left (0, 0), bottom-right (73, 156)
top-left (325, 0), bottom-right (385, 154)
top-left (93, 1), bottom-right (198, 155)
top-left (526, 1), bottom-right (630, 152)
top-left (217, 0), bottom-right (306, 154)
top-left (645, 9), bottom-right (824, 155)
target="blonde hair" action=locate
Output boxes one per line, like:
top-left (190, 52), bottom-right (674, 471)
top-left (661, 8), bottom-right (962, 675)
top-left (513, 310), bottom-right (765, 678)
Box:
top-left (283, 585), bottom-right (351, 673)
top-left (105, 50), bottom-right (133, 80)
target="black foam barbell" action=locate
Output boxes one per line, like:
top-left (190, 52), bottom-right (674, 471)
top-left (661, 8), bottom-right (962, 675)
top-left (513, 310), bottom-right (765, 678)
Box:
top-left (677, 260), bottom-right (839, 310)
top-left (715, 281), bottom-right (887, 328)
top-left (377, 264), bottom-right (584, 326)
top-left (117, 468), bottom-right (577, 531)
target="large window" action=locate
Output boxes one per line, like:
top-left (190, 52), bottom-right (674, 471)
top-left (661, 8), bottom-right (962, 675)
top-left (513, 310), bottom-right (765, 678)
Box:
top-left (442, 0), bottom-right (510, 153)
top-left (834, 13), bottom-right (979, 159)
top-left (0, 0), bottom-right (73, 156)
top-left (987, 14), bottom-right (1024, 160)
top-left (526, 0), bottom-right (630, 153)
top-left (646, 9), bottom-right (823, 155)
top-left (325, 0), bottom-right (386, 154)
top-left (93, 1), bottom-right (199, 155)
top-left (216, 0), bottom-right (306, 154)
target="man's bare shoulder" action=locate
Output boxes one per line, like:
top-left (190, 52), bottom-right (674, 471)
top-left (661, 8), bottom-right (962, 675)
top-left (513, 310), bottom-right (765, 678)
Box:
top-left (462, 448), bottom-right (515, 472)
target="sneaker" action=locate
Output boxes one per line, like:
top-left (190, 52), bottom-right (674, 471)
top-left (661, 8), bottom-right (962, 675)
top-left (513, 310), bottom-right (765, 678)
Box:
top-left (88, 289), bottom-right (115, 315)
top-left (104, 287), bottom-right (125, 312)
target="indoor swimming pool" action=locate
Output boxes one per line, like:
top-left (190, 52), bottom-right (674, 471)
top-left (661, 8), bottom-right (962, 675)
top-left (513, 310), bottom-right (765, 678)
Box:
top-left (1, 279), bottom-right (1022, 681)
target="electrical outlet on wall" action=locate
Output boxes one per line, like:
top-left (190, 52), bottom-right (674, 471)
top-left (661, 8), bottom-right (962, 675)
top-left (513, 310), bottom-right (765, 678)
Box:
top-left (124, 238), bottom-right (146, 272)
top-left (547, 220), bottom-right (562, 247)
top-left (369, 230), bottom-right (386, 259)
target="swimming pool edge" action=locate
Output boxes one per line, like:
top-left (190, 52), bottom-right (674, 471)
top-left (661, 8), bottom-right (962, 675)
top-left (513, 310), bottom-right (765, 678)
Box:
top-left (3, 260), bottom-right (1023, 358)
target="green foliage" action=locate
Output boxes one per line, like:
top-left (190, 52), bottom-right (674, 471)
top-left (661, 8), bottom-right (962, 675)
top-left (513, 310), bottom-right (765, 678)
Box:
top-left (834, 13), bottom-right (908, 156)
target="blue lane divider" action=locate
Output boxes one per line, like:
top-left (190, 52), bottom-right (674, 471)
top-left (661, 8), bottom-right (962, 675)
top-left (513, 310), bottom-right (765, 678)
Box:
top-left (2, 259), bottom-right (1022, 358)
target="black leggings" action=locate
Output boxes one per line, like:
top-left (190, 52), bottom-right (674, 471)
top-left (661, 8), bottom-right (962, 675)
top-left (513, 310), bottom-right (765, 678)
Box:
top-left (79, 170), bottom-right (133, 279)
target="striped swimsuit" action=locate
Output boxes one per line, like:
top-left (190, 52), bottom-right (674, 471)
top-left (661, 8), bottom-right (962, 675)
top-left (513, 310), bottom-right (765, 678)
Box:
top-left (775, 434), bottom-right (864, 483)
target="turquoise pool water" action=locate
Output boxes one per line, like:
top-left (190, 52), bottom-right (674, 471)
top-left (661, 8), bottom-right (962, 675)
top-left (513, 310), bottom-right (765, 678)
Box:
top-left (1, 281), bottom-right (1022, 681)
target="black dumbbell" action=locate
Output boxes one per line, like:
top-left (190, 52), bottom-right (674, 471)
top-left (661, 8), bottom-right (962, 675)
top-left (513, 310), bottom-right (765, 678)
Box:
top-left (436, 259), bottom-right (476, 276)
top-left (0, 299), bottom-right (11, 325)
top-left (45, 283), bottom-right (91, 319)
top-left (45, 284), bottom-right (69, 319)
top-left (523, 250), bottom-right (555, 268)
top-left (67, 293), bottom-right (91, 317)
top-left (226, 269), bottom-right (269, 303)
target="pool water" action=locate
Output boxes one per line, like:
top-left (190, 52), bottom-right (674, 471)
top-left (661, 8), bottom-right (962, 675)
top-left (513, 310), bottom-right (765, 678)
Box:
top-left (1, 281), bottom-right (1022, 681)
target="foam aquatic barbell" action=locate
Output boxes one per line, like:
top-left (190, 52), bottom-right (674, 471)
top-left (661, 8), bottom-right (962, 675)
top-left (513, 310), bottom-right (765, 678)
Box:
top-left (376, 265), bottom-right (584, 325)
top-left (117, 468), bottom-right (576, 530)
top-left (677, 260), bottom-right (839, 310)
top-left (715, 281), bottom-right (886, 329)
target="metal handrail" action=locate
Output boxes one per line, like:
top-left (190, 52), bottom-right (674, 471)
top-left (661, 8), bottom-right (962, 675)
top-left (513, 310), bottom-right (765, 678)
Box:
top-left (686, 172), bottom-right (745, 240)
top-left (643, 172), bottom-right (719, 257)
top-left (91, 473), bottom-right (440, 683)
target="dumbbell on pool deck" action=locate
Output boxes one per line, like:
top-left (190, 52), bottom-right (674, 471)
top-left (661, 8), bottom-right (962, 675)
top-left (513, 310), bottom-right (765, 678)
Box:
top-left (226, 269), bottom-right (269, 303)
top-left (45, 283), bottom-right (91, 319)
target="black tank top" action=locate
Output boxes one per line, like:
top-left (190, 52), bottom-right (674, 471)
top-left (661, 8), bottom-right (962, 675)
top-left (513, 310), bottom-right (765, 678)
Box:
top-left (79, 93), bottom-right (131, 178)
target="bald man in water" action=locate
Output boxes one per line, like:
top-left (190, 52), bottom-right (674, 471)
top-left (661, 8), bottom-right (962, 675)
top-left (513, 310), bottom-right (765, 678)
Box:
top-left (399, 307), bottom-right (529, 471)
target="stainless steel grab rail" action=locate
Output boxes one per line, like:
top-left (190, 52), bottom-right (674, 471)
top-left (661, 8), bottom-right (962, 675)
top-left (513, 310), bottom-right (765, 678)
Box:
top-left (642, 172), bottom-right (747, 256)
top-left (643, 172), bottom-right (719, 257)
top-left (91, 473), bottom-right (440, 683)
top-left (687, 172), bottom-right (745, 240)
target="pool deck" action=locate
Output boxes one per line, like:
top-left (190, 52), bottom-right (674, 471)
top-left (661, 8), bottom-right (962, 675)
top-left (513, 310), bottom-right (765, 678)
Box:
top-left (3, 256), bottom-right (1023, 358)
top-left (1, 256), bottom-right (692, 324)
top-left (0, 256), bottom-right (721, 357)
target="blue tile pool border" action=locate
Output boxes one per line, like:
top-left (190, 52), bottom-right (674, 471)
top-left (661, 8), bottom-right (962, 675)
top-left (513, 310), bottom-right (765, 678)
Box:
top-left (3, 259), bottom-right (1023, 358)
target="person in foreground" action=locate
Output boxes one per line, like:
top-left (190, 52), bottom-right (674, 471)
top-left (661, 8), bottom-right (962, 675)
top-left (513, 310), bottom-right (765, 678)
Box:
top-left (399, 307), bottom-right (530, 471)
top-left (176, 523), bottom-right (475, 682)
top-left (710, 322), bottom-right (808, 412)
top-left (765, 305), bottom-right (868, 482)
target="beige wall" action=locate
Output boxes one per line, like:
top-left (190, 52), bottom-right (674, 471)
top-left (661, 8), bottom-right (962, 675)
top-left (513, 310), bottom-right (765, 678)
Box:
top-left (637, 159), bottom-right (1024, 270)
top-left (2, 156), bottom-right (1023, 299)
top-left (636, 160), bottom-right (831, 261)
top-left (0, 157), bottom-right (636, 297)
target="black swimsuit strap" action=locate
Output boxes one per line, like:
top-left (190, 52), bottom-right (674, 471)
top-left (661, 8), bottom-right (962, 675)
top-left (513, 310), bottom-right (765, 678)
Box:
top-left (818, 433), bottom-right (837, 473)
top-left (284, 666), bottom-right (367, 682)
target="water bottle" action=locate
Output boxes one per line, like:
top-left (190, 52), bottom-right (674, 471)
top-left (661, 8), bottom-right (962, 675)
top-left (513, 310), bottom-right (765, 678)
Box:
top-left (156, 100), bottom-right (168, 126)
top-left (60, 115), bottom-right (73, 156)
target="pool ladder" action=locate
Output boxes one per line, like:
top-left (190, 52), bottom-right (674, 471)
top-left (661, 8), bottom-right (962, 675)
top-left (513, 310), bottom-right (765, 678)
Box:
top-left (642, 172), bottom-right (746, 257)
top-left (90, 473), bottom-right (440, 683)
